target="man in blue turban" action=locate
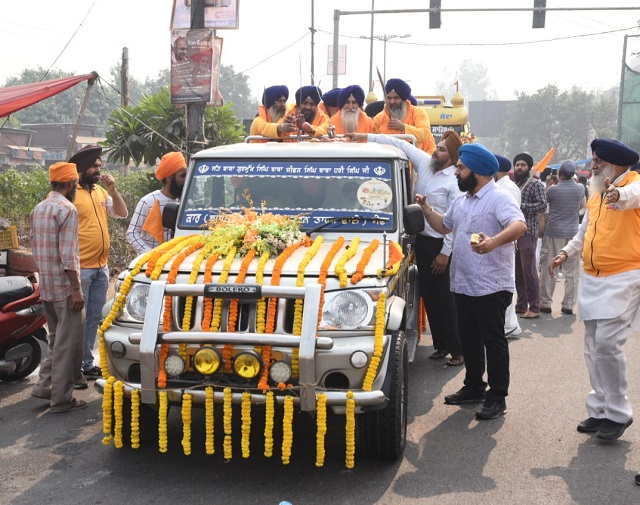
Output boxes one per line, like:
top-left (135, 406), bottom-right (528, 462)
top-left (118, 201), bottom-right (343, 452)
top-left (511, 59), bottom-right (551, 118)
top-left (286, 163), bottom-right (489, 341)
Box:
top-left (414, 142), bottom-right (527, 421)
top-left (250, 85), bottom-right (297, 138)
top-left (330, 85), bottom-right (372, 134)
top-left (286, 85), bottom-right (329, 138)
top-left (319, 87), bottom-right (341, 119)
top-left (372, 78), bottom-right (436, 154)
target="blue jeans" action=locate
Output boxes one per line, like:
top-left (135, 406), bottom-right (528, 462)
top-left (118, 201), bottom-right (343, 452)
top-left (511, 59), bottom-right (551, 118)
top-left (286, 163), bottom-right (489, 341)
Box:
top-left (80, 265), bottom-right (109, 371)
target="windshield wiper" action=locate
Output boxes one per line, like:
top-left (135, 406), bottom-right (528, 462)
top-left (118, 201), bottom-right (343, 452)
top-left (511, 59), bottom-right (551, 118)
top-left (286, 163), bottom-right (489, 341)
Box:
top-left (305, 216), bottom-right (355, 236)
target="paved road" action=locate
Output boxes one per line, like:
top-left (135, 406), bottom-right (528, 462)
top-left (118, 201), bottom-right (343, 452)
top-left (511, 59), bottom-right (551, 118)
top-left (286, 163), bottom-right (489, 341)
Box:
top-left (1, 282), bottom-right (639, 504)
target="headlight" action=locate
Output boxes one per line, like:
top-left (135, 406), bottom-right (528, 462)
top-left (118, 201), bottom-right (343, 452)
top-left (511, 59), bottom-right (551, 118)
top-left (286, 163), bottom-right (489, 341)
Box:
top-left (322, 290), bottom-right (374, 329)
top-left (120, 283), bottom-right (150, 323)
top-left (194, 347), bottom-right (222, 375)
top-left (269, 361), bottom-right (292, 384)
top-left (233, 351), bottom-right (262, 379)
top-left (165, 354), bottom-right (186, 377)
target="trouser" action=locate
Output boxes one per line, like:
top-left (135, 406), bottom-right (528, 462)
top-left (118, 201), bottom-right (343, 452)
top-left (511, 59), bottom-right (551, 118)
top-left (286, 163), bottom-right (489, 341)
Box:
top-left (81, 265), bottom-right (109, 370)
top-left (539, 235), bottom-right (578, 310)
top-left (515, 234), bottom-right (540, 313)
top-left (36, 297), bottom-right (85, 409)
top-left (415, 235), bottom-right (462, 356)
top-left (455, 291), bottom-right (512, 400)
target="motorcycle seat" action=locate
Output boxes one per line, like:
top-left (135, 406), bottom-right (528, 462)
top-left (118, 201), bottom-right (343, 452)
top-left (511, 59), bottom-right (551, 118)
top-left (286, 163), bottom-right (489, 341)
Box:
top-left (0, 276), bottom-right (34, 309)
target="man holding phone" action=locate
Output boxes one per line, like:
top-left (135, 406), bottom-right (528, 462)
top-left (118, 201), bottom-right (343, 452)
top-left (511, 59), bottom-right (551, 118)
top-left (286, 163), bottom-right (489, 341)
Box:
top-left (68, 145), bottom-right (128, 380)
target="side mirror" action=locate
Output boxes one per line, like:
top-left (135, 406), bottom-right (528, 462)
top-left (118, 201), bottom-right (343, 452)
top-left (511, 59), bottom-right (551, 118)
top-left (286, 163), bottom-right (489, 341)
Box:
top-left (162, 201), bottom-right (179, 233)
top-left (403, 204), bottom-right (425, 235)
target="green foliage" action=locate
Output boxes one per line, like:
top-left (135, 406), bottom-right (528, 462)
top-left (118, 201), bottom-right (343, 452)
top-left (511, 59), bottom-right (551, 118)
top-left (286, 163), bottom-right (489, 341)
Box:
top-left (436, 59), bottom-right (497, 101)
top-left (499, 85), bottom-right (618, 161)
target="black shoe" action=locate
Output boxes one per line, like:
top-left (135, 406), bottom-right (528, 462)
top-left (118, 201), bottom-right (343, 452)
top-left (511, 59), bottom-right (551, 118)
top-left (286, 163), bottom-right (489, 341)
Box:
top-left (74, 381), bottom-right (88, 390)
top-left (561, 308), bottom-right (574, 315)
top-left (444, 387), bottom-right (486, 405)
top-left (539, 306), bottom-right (552, 314)
top-left (82, 366), bottom-right (102, 380)
top-left (577, 417), bottom-right (604, 433)
top-left (476, 399), bottom-right (507, 420)
top-left (596, 418), bottom-right (633, 441)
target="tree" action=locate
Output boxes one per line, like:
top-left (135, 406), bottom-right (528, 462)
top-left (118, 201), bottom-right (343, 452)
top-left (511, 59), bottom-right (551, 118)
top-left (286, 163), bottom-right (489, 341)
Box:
top-left (103, 87), bottom-right (245, 167)
top-left (436, 59), bottom-right (497, 101)
top-left (218, 64), bottom-right (259, 121)
top-left (499, 84), bottom-right (618, 161)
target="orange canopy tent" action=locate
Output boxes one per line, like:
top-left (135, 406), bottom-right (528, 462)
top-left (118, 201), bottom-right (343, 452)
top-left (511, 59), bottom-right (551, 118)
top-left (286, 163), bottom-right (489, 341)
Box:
top-left (0, 72), bottom-right (97, 118)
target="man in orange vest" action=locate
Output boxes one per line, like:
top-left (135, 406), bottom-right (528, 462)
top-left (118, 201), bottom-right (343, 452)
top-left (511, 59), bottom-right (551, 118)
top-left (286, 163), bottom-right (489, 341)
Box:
top-left (372, 78), bottom-right (436, 154)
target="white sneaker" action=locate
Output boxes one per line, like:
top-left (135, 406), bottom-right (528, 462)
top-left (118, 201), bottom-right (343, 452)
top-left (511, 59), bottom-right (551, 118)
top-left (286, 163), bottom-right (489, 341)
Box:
top-left (505, 326), bottom-right (522, 338)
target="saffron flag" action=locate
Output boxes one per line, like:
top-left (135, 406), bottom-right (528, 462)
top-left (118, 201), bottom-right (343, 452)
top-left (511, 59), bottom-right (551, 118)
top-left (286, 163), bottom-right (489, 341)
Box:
top-left (142, 200), bottom-right (165, 244)
top-left (533, 147), bottom-right (555, 173)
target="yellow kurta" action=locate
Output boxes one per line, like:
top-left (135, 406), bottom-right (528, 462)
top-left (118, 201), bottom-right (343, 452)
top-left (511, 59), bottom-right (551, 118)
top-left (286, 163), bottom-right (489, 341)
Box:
top-left (74, 184), bottom-right (110, 268)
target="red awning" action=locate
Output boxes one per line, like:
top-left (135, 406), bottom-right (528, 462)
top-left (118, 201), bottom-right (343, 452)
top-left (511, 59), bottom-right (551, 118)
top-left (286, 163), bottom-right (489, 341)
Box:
top-left (0, 72), bottom-right (98, 118)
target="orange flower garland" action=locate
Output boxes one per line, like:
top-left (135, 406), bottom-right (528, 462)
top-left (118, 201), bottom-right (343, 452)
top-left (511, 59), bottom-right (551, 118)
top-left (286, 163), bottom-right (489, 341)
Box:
top-left (149, 235), bottom-right (202, 280)
top-left (211, 247), bottom-right (238, 334)
top-left (182, 243), bottom-right (215, 332)
top-left (200, 252), bottom-right (220, 331)
top-left (255, 252), bottom-right (271, 334)
top-left (350, 239), bottom-right (380, 284)
top-left (227, 249), bottom-right (257, 333)
top-left (157, 341), bottom-right (170, 389)
top-left (363, 293), bottom-right (386, 391)
top-left (377, 240), bottom-right (404, 278)
top-left (144, 235), bottom-right (193, 276)
top-left (335, 237), bottom-right (361, 288)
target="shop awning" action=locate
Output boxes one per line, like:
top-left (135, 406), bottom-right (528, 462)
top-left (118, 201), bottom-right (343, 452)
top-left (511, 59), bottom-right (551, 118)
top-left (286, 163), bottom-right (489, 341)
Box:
top-left (0, 73), bottom-right (98, 118)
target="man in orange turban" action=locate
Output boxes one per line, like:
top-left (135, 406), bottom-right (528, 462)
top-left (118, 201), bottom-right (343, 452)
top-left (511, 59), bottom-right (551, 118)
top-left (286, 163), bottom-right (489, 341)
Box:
top-left (126, 151), bottom-right (188, 254)
top-left (30, 161), bottom-right (88, 412)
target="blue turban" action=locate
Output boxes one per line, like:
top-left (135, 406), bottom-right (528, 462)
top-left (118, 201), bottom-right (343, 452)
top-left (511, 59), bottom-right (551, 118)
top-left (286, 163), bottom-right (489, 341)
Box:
top-left (321, 88), bottom-right (341, 108)
top-left (385, 78), bottom-right (411, 101)
top-left (513, 153), bottom-right (534, 169)
top-left (295, 86), bottom-right (322, 106)
top-left (493, 154), bottom-right (511, 173)
top-left (408, 94), bottom-right (417, 106)
top-left (337, 85), bottom-right (365, 109)
top-left (459, 143), bottom-right (499, 176)
top-left (591, 138), bottom-right (639, 167)
top-left (262, 85), bottom-right (289, 108)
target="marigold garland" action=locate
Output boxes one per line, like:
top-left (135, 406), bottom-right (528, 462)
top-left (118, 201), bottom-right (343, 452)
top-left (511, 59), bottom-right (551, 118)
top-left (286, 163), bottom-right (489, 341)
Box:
top-left (282, 395), bottom-right (294, 465)
top-left (363, 293), bottom-right (386, 391)
top-left (149, 235), bottom-right (202, 280)
top-left (419, 298), bottom-right (427, 340)
top-left (131, 389), bottom-right (140, 449)
top-left (182, 243), bottom-right (215, 332)
top-left (182, 393), bottom-right (192, 456)
top-left (264, 390), bottom-right (275, 457)
top-left (157, 341), bottom-right (170, 389)
top-left (144, 235), bottom-right (193, 276)
top-left (315, 393), bottom-right (328, 467)
top-left (211, 247), bottom-right (237, 334)
top-left (255, 252), bottom-right (271, 334)
top-left (205, 386), bottom-right (215, 455)
top-left (223, 387), bottom-right (233, 460)
top-left (335, 237), bottom-right (361, 288)
top-left (101, 376), bottom-right (116, 445)
top-left (377, 240), bottom-right (404, 278)
top-left (241, 391), bottom-right (252, 458)
top-left (345, 390), bottom-right (356, 469)
top-left (114, 380), bottom-right (124, 448)
top-left (201, 252), bottom-right (220, 331)
top-left (350, 239), bottom-right (380, 284)
top-left (159, 391), bottom-right (169, 453)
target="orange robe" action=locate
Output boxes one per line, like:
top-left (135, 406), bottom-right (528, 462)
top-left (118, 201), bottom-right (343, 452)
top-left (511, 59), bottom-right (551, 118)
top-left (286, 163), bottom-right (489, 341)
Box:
top-left (329, 109), bottom-right (373, 135)
top-left (372, 101), bottom-right (436, 154)
top-left (249, 105), bottom-right (286, 138)
top-left (284, 104), bottom-right (330, 137)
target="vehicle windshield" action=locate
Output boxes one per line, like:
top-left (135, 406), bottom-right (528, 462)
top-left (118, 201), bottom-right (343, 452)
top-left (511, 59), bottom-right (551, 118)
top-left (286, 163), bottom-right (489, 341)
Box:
top-left (179, 158), bottom-right (396, 232)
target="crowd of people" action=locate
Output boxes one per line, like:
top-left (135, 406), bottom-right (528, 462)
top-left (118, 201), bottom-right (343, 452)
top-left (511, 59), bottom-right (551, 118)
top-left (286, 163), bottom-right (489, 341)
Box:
top-left (26, 77), bottom-right (640, 485)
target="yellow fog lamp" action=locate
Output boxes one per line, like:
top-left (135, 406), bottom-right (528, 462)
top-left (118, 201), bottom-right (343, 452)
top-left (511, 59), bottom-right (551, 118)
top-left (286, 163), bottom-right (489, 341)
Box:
top-left (193, 347), bottom-right (222, 375)
top-left (233, 351), bottom-right (262, 380)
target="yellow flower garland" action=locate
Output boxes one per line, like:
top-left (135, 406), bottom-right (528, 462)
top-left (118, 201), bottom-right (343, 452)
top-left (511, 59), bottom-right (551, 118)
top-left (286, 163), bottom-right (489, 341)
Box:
top-left (241, 391), bottom-right (252, 458)
top-left (223, 387), bottom-right (233, 460)
top-left (335, 237), bottom-right (361, 288)
top-left (363, 293), bottom-right (386, 391)
top-left (281, 395), bottom-right (294, 465)
top-left (345, 390), bottom-right (355, 469)
top-left (264, 390), bottom-right (275, 457)
top-left (182, 393), bottom-right (192, 456)
top-left (315, 393), bottom-right (327, 467)
top-left (211, 247), bottom-right (237, 333)
top-left (205, 386), bottom-right (215, 455)
top-left (255, 252), bottom-right (270, 334)
top-left (114, 380), bottom-right (124, 448)
top-left (182, 242), bottom-right (215, 332)
top-left (150, 235), bottom-right (202, 280)
top-left (159, 391), bottom-right (168, 453)
top-left (131, 389), bottom-right (140, 449)
top-left (101, 376), bottom-right (116, 445)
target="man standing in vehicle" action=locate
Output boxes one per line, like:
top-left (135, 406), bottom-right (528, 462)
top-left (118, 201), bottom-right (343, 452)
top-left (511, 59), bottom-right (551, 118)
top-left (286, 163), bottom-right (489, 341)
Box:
top-left (250, 85), bottom-right (297, 138)
top-left (330, 85), bottom-right (373, 134)
top-left (30, 162), bottom-right (87, 412)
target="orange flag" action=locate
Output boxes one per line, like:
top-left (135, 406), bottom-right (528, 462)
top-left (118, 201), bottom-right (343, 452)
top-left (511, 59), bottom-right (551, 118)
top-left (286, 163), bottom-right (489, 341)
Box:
top-left (533, 147), bottom-right (556, 173)
top-left (142, 200), bottom-right (165, 244)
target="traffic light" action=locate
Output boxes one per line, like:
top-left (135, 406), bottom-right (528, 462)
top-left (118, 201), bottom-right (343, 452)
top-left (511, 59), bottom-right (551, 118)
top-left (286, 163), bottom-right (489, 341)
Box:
top-left (532, 0), bottom-right (546, 28)
top-left (429, 0), bottom-right (441, 29)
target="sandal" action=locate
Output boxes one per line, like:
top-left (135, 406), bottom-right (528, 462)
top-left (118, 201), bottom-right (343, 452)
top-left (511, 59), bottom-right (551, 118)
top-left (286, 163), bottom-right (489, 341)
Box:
top-left (429, 350), bottom-right (449, 360)
top-left (446, 356), bottom-right (464, 367)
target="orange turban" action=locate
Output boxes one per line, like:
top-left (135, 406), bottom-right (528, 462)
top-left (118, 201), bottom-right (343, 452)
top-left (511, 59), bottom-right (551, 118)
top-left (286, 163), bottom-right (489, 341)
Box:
top-left (49, 162), bottom-right (79, 182)
top-left (156, 152), bottom-right (186, 181)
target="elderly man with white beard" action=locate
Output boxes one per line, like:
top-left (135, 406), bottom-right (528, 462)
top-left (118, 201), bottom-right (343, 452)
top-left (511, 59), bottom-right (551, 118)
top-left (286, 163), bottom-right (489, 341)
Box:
top-left (250, 85), bottom-right (297, 138)
top-left (549, 138), bottom-right (640, 444)
top-left (329, 85), bottom-right (372, 134)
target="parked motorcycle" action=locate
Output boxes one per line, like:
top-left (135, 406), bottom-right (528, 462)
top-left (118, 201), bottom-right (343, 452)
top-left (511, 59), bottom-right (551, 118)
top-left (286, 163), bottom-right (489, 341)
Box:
top-left (0, 275), bottom-right (48, 381)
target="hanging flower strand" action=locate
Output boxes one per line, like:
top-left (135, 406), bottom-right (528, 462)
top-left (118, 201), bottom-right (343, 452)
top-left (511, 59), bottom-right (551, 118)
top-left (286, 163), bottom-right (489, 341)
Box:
top-left (363, 293), bottom-right (387, 391)
top-left (335, 237), bottom-right (361, 287)
top-left (350, 239), bottom-right (380, 284)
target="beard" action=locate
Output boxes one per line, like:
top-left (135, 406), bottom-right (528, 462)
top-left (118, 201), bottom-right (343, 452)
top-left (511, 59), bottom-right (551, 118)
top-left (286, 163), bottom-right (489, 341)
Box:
top-left (169, 176), bottom-right (184, 199)
top-left (388, 101), bottom-right (407, 121)
top-left (80, 171), bottom-right (99, 189)
top-left (457, 171), bottom-right (478, 192)
top-left (514, 170), bottom-right (530, 186)
top-left (589, 165), bottom-right (617, 196)
top-left (429, 157), bottom-right (445, 173)
top-left (341, 109), bottom-right (359, 133)
top-left (66, 186), bottom-right (77, 203)
top-left (268, 105), bottom-right (285, 122)
top-left (301, 108), bottom-right (316, 122)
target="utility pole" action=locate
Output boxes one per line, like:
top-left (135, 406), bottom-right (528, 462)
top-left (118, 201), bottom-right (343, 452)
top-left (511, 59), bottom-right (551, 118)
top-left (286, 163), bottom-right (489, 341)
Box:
top-left (310, 0), bottom-right (315, 85)
top-left (187, 0), bottom-right (207, 156)
top-left (121, 47), bottom-right (130, 108)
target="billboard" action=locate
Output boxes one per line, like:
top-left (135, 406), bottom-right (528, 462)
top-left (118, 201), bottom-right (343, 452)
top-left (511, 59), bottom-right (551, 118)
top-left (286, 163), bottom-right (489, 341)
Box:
top-left (171, 0), bottom-right (239, 30)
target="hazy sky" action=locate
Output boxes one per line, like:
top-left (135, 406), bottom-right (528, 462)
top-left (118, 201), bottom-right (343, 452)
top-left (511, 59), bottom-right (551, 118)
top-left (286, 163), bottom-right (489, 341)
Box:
top-left (2, 0), bottom-right (639, 104)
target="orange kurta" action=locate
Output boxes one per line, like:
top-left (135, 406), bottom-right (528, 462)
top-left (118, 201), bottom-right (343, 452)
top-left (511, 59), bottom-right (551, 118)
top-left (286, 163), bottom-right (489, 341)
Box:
top-left (249, 105), bottom-right (286, 138)
top-left (329, 109), bottom-right (373, 135)
top-left (372, 101), bottom-right (436, 154)
top-left (284, 104), bottom-right (331, 138)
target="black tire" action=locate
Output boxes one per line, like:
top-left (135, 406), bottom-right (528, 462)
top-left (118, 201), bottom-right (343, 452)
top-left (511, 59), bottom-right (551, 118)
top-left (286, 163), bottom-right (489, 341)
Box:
top-left (0, 335), bottom-right (42, 381)
top-left (357, 331), bottom-right (408, 461)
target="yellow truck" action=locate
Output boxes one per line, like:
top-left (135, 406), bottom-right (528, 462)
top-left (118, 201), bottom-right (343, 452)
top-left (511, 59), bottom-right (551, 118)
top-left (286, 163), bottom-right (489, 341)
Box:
top-left (414, 91), bottom-right (470, 143)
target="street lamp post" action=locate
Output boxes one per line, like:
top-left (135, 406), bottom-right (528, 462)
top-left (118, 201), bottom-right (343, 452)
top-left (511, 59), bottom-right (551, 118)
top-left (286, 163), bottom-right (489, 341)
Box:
top-left (360, 33), bottom-right (410, 85)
